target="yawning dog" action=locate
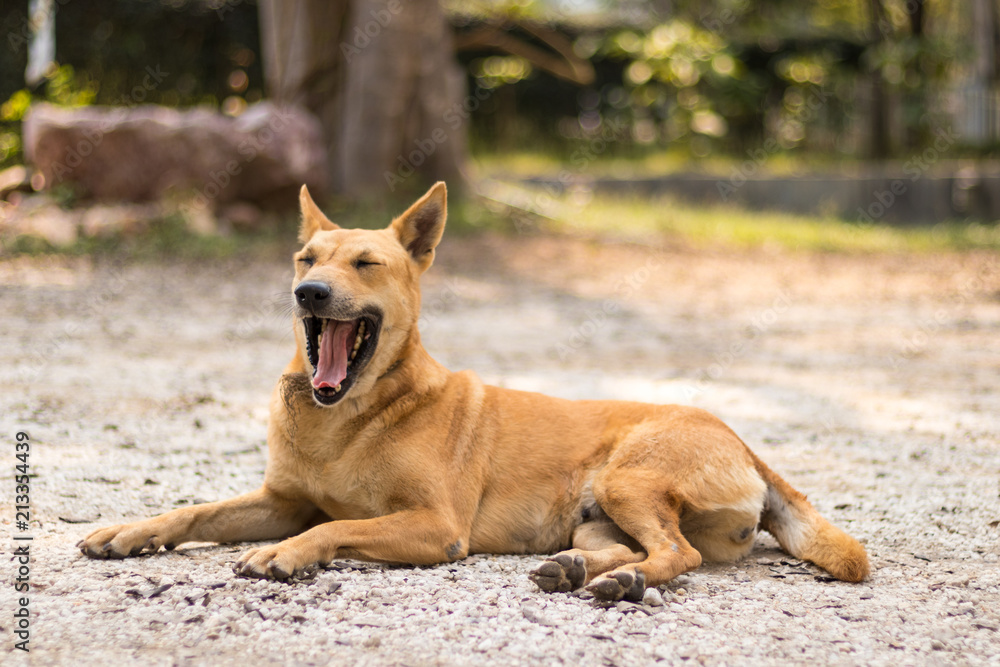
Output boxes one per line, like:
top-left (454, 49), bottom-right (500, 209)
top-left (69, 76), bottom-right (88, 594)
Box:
top-left (78, 183), bottom-right (869, 601)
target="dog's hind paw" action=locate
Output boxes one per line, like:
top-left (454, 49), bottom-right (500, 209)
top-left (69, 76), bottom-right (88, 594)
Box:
top-left (585, 568), bottom-right (645, 602)
top-left (530, 553), bottom-right (586, 593)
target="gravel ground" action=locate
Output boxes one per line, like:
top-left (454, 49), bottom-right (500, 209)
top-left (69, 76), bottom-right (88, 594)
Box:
top-left (1, 232), bottom-right (999, 666)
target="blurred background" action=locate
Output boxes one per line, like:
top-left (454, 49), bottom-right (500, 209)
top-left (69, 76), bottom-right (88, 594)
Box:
top-left (1, 0), bottom-right (1000, 250)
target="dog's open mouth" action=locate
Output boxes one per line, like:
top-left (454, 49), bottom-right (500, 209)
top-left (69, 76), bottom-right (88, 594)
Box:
top-left (303, 313), bottom-right (381, 406)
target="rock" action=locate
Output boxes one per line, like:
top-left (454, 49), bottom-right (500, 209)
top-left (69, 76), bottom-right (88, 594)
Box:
top-left (124, 583), bottom-right (174, 599)
top-left (219, 202), bottom-right (263, 232)
top-left (22, 102), bottom-right (327, 210)
top-left (615, 601), bottom-right (640, 614)
top-left (681, 613), bottom-right (713, 628)
top-left (642, 587), bottom-right (664, 606)
top-left (58, 514), bottom-right (100, 524)
top-left (79, 203), bottom-right (156, 237)
top-left (0, 194), bottom-right (79, 246)
top-left (0, 165), bottom-right (30, 199)
top-left (351, 616), bottom-right (390, 627)
top-left (183, 203), bottom-right (219, 235)
top-left (521, 604), bottom-right (558, 626)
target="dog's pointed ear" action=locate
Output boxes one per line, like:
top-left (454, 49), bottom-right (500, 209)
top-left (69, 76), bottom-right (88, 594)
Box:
top-left (299, 185), bottom-right (338, 243)
top-left (390, 181), bottom-right (447, 272)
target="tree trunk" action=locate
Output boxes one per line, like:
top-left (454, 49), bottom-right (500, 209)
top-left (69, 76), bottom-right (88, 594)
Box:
top-left (867, 0), bottom-right (892, 159)
top-left (258, 0), bottom-right (466, 198)
top-left (904, 0), bottom-right (926, 150)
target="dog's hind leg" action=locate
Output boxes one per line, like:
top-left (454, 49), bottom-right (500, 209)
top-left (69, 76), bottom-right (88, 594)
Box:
top-left (583, 472), bottom-right (704, 602)
top-left (530, 520), bottom-right (646, 593)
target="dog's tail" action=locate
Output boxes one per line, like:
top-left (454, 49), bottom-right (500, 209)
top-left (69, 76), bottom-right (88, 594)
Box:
top-left (751, 453), bottom-right (870, 582)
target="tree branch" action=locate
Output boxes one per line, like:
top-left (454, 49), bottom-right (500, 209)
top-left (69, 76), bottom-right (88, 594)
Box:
top-left (454, 24), bottom-right (595, 86)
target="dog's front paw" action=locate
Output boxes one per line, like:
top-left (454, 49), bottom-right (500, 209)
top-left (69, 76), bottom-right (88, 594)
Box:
top-left (530, 553), bottom-right (587, 593)
top-left (232, 541), bottom-right (323, 581)
top-left (77, 522), bottom-right (175, 560)
top-left (585, 568), bottom-right (645, 602)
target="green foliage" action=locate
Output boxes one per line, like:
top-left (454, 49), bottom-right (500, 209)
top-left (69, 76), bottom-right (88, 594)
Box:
top-left (863, 31), bottom-right (963, 143)
top-left (41, 64), bottom-right (99, 108)
top-left (539, 191), bottom-right (1000, 253)
top-left (0, 90), bottom-right (32, 122)
top-left (463, 0), bottom-right (972, 159)
top-left (600, 20), bottom-right (762, 154)
top-left (474, 56), bottom-right (533, 89)
top-left (0, 65), bottom-right (97, 169)
top-left (1, 91), bottom-right (31, 166)
top-left (769, 51), bottom-right (854, 150)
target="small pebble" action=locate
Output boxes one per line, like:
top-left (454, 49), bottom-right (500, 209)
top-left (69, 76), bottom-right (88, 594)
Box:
top-left (642, 588), bottom-right (664, 607)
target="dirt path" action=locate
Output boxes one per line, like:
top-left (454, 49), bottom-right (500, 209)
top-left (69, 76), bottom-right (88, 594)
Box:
top-left (1, 233), bottom-right (998, 665)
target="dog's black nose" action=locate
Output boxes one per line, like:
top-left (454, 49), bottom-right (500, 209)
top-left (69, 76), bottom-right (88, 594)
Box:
top-left (295, 281), bottom-right (331, 312)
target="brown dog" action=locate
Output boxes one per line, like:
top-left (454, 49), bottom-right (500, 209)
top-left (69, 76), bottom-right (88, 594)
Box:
top-left (79, 183), bottom-right (869, 601)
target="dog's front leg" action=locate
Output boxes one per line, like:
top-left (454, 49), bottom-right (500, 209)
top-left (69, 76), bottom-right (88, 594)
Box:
top-left (233, 509), bottom-right (465, 580)
top-left (78, 486), bottom-right (318, 559)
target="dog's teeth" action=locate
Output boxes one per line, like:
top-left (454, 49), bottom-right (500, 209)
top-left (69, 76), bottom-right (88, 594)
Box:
top-left (352, 321), bottom-right (365, 352)
top-left (350, 350), bottom-right (357, 361)
top-left (334, 384), bottom-right (341, 392)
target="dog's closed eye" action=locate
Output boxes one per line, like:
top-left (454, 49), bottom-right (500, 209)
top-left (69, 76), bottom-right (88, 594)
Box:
top-left (298, 256), bottom-right (315, 267)
top-left (354, 259), bottom-right (382, 270)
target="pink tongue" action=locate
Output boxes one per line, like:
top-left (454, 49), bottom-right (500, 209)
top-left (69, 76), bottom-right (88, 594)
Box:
top-left (313, 320), bottom-right (356, 389)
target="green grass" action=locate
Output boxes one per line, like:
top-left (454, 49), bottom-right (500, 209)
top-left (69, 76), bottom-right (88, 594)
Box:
top-left (472, 149), bottom-right (860, 180)
top-left (529, 191), bottom-right (1000, 253)
top-left (471, 152), bottom-right (1000, 252)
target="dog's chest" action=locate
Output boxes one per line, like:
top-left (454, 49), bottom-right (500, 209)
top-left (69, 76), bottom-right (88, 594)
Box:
top-left (261, 420), bottom-right (372, 521)
top-left (295, 456), bottom-right (384, 520)
top-left (276, 436), bottom-right (396, 520)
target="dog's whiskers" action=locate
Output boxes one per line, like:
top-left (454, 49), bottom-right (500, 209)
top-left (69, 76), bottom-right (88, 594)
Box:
top-left (271, 291), bottom-right (298, 318)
